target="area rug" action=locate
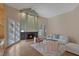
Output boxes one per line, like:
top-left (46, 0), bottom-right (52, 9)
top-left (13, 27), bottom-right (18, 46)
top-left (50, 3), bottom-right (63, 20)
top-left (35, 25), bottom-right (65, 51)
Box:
top-left (31, 43), bottom-right (63, 56)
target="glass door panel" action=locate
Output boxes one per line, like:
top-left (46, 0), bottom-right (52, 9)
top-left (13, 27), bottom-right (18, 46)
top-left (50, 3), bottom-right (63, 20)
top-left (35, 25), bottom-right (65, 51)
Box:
top-left (7, 19), bottom-right (20, 46)
top-left (15, 22), bottom-right (20, 42)
top-left (8, 19), bottom-right (15, 45)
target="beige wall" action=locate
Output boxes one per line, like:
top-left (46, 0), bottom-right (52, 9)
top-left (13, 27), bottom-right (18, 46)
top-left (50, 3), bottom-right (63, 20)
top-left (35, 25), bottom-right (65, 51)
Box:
top-left (6, 5), bottom-right (20, 22)
top-left (38, 16), bottom-right (48, 27)
top-left (47, 5), bottom-right (79, 44)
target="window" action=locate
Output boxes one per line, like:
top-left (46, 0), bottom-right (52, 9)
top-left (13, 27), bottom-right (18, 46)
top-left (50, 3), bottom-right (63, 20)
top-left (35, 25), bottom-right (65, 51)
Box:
top-left (20, 8), bottom-right (38, 32)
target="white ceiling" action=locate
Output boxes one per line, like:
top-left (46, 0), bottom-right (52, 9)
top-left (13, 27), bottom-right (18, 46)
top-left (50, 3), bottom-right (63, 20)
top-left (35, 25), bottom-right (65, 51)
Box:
top-left (6, 3), bottom-right (78, 18)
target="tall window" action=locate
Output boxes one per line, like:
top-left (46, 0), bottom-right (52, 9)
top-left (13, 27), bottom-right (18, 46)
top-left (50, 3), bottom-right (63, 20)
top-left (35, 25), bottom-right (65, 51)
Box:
top-left (20, 8), bottom-right (38, 32)
top-left (27, 15), bottom-right (37, 32)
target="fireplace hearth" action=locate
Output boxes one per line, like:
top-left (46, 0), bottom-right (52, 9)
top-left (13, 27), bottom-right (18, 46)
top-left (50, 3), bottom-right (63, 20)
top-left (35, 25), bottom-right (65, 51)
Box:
top-left (21, 32), bottom-right (38, 39)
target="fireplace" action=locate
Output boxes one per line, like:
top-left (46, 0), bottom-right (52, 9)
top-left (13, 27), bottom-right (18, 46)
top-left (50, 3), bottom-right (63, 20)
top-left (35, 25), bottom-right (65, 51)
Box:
top-left (21, 32), bottom-right (38, 39)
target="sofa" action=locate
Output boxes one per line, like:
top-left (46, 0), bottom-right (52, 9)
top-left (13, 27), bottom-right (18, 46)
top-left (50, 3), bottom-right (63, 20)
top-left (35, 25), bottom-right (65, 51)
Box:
top-left (46, 34), bottom-right (69, 44)
top-left (65, 42), bottom-right (79, 55)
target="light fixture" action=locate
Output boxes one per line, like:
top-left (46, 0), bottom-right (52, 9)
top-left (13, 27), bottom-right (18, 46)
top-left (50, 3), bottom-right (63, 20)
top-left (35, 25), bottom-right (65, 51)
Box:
top-left (18, 12), bottom-right (26, 18)
top-left (21, 30), bottom-right (24, 32)
top-left (21, 12), bottom-right (26, 17)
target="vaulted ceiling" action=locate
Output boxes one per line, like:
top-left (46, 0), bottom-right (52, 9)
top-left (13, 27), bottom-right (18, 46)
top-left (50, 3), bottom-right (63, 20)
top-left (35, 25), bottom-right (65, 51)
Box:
top-left (6, 3), bottom-right (78, 18)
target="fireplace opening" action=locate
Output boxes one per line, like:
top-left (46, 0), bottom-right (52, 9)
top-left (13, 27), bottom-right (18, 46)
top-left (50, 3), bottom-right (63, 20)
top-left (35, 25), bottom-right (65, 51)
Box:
top-left (21, 32), bottom-right (38, 39)
top-left (27, 33), bottom-right (34, 39)
top-left (27, 32), bottom-right (38, 39)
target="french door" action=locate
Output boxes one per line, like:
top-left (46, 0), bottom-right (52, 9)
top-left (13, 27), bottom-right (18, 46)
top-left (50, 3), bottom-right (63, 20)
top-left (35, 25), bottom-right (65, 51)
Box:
top-left (7, 18), bottom-right (20, 46)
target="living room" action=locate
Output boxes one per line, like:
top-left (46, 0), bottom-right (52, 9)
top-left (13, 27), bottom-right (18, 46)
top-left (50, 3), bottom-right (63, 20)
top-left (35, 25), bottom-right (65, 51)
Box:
top-left (0, 3), bottom-right (79, 56)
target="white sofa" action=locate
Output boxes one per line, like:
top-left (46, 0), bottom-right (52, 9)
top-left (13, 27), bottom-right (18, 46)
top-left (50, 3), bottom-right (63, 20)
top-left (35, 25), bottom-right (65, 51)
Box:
top-left (65, 43), bottom-right (79, 55)
top-left (51, 34), bottom-right (69, 45)
top-left (52, 34), bottom-right (79, 55)
top-left (46, 34), bottom-right (69, 43)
